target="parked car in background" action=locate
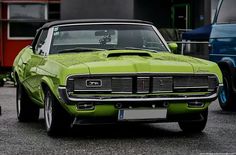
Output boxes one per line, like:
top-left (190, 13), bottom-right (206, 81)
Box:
top-left (13, 19), bottom-right (223, 136)
top-left (209, 0), bottom-right (236, 110)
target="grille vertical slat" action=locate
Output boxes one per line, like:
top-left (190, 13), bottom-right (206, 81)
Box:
top-left (137, 77), bottom-right (150, 93)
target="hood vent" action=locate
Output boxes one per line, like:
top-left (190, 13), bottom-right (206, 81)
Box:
top-left (107, 52), bottom-right (152, 58)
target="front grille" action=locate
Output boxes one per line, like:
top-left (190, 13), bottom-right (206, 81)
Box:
top-left (174, 76), bottom-right (209, 92)
top-left (174, 76), bottom-right (209, 90)
top-left (152, 77), bottom-right (173, 92)
top-left (112, 77), bottom-right (133, 93)
top-left (66, 74), bottom-right (219, 94)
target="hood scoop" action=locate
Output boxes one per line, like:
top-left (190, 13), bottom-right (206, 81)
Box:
top-left (107, 52), bottom-right (152, 58)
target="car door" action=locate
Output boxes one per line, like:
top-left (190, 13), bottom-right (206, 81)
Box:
top-left (23, 29), bottom-right (49, 103)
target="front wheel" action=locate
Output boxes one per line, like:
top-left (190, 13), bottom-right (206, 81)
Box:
top-left (218, 70), bottom-right (236, 111)
top-left (178, 109), bottom-right (208, 133)
top-left (44, 88), bottom-right (73, 136)
top-left (16, 81), bottom-right (39, 122)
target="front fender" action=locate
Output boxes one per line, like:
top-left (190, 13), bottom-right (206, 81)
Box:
top-left (40, 76), bottom-right (74, 114)
top-left (40, 76), bottom-right (61, 102)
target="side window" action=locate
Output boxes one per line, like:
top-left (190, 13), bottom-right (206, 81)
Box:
top-left (217, 0), bottom-right (236, 23)
top-left (35, 30), bottom-right (48, 55)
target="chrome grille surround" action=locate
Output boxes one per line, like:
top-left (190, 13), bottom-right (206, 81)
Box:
top-left (65, 73), bottom-right (220, 94)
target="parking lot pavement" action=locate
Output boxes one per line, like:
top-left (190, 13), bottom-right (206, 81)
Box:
top-left (1, 86), bottom-right (236, 155)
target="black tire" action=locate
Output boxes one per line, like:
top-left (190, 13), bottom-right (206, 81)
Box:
top-left (178, 109), bottom-right (208, 133)
top-left (44, 87), bottom-right (73, 136)
top-left (16, 81), bottom-right (40, 122)
top-left (0, 80), bottom-right (4, 87)
top-left (218, 69), bottom-right (236, 111)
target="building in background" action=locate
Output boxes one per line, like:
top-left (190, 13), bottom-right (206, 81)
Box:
top-left (61, 0), bottom-right (213, 30)
top-left (0, 0), bottom-right (60, 76)
top-left (0, 0), bottom-right (219, 81)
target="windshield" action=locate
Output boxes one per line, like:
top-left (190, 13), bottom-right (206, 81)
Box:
top-left (50, 24), bottom-right (168, 54)
top-left (217, 0), bottom-right (236, 24)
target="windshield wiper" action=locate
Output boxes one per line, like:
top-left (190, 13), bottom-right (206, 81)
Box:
top-left (58, 47), bottom-right (106, 53)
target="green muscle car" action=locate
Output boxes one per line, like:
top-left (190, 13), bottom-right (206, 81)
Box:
top-left (13, 19), bottom-right (223, 136)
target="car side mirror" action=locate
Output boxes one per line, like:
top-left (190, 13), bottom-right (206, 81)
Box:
top-left (29, 45), bottom-right (36, 54)
top-left (29, 46), bottom-right (34, 52)
top-left (168, 43), bottom-right (178, 53)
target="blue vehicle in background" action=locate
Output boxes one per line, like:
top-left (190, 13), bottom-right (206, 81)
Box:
top-left (209, 0), bottom-right (236, 110)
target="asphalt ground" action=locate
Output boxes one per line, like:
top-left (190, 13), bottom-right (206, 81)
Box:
top-left (0, 86), bottom-right (236, 155)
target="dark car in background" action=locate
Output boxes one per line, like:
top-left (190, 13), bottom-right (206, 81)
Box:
top-left (209, 0), bottom-right (236, 110)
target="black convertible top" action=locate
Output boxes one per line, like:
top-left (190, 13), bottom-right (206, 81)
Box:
top-left (41, 19), bottom-right (153, 29)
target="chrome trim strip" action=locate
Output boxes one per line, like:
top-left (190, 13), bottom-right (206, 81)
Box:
top-left (58, 86), bottom-right (222, 104)
top-left (152, 25), bottom-right (171, 52)
top-left (44, 27), bottom-right (54, 56)
top-left (112, 77), bottom-right (132, 80)
top-left (111, 92), bottom-right (133, 94)
top-left (136, 91), bottom-right (150, 94)
top-left (74, 89), bottom-right (112, 92)
top-left (174, 86), bottom-right (209, 89)
top-left (154, 77), bottom-right (172, 79)
top-left (137, 77), bottom-right (150, 79)
top-left (152, 90), bottom-right (173, 93)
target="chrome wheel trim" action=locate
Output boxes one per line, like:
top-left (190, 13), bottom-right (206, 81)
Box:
top-left (45, 92), bottom-right (53, 130)
top-left (16, 84), bottom-right (21, 117)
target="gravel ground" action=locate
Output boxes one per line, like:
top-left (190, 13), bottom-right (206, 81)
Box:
top-left (1, 86), bottom-right (236, 155)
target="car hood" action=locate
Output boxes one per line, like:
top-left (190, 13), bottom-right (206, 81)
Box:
top-left (48, 50), bottom-right (216, 74)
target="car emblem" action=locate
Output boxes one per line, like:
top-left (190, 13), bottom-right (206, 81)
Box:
top-left (86, 79), bottom-right (102, 88)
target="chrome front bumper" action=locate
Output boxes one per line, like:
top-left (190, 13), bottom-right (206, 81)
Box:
top-left (58, 84), bottom-right (223, 105)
